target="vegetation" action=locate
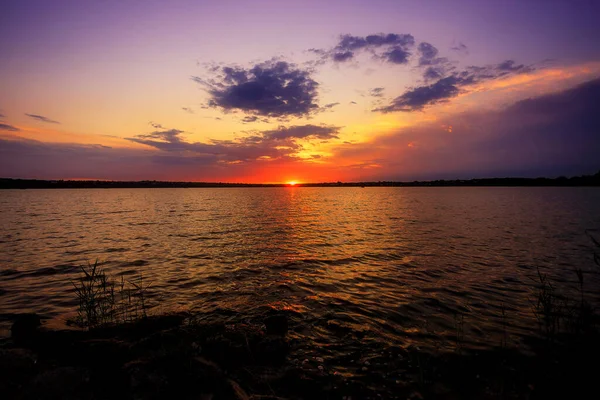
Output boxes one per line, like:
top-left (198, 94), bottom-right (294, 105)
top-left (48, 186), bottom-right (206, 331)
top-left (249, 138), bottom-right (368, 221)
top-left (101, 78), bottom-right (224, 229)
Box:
top-left (70, 260), bottom-right (151, 329)
top-left (530, 230), bottom-right (599, 342)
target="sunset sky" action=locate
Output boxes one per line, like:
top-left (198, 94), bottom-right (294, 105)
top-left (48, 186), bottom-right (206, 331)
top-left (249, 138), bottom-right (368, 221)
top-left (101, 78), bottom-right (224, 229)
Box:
top-left (1, 0), bottom-right (599, 183)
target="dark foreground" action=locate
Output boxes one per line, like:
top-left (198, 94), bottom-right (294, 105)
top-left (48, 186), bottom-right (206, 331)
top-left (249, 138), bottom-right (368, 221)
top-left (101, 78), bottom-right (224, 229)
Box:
top-left (1, 312), bottom-right (599, 400)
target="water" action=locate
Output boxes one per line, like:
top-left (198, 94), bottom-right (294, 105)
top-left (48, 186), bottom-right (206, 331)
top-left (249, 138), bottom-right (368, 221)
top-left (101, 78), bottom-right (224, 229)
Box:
top-left (1, 187), bottom-right (600, 352)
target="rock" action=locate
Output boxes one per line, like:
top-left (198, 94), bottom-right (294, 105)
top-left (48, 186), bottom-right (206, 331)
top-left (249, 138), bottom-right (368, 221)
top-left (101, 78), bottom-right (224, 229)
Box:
top-left (28, 366), bottom-right (91, 400)
top-left (0, 347), bottom-right (37, 372)
top-left (254, 336), bottom-right (289, 365)
top-left (228, 378), bottom-right (250, 400)
top-left (124, 354), bottom-right (249, 399)
top-left (264, 315), bottom-right (288, 337)
top-left (0, 348), bottom-right (39, 396)
top-left (10, 313), bottom-right (42, 346)
top-left (128, 327), bottom-right (196, 358)
top-left (408, 391), bottom-right (424, 400)
top-left (202, 333), bottom-right (253, 367)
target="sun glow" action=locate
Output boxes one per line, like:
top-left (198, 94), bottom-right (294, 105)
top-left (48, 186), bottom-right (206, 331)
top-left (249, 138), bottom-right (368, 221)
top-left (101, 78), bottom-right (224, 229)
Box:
top-left (286, 181), bottom-right (298, 186)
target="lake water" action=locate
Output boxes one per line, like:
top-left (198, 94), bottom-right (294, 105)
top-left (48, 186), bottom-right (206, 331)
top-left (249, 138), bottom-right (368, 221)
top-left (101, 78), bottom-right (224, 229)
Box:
top-left (1, 187), bottom-right (600, 352)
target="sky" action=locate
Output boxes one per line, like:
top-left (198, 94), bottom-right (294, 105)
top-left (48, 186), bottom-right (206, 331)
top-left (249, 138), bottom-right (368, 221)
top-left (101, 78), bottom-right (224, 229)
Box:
top-left (1, 0), bottom-right (599, 183)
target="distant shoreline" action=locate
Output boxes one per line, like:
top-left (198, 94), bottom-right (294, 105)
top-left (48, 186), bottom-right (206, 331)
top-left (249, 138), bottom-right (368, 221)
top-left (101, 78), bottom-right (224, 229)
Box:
top-left (1, 172), bottom-right (599, 189)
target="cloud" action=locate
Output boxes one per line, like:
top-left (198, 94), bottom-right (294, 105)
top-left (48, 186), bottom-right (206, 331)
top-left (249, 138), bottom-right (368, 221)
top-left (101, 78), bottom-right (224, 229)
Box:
top-left (375, 76), bottom-right (461, 112)
top-left (416, 42), bottom-right (454, 81)
top-left (2, 80), bottom-right (597, 182)
top-left (135, 129), bottom-right (185, 143)
top-left (0, 113), bottom-right (5, 119)
top-left (241, 116), bottom-right (259, 123)
top-left (262, 124), bottom-right (340, 140)
top-left (0, 123), bottom-right (19, 131)
top-left (25, 113), bottom-right (60, 124)
top-left (314, 33), bottom-right (415, 65)
top-left (332, 51), bottom-right (354, 62)
top-left (376, 60), bottom-right (535, 112)
top-left (149, 121), bottom-right (165, 129)
top-left (339, 78), bottom-right (600, 179)
top-left (321, 102), bottom-right (340, 110)
top-left (496, 60), bottom-right (533, 73)
top-left (126, 124), bottom-right (340, 163)
top-left (0, 136), bottom-right (225, 181)
top-left (192, 60), bottom-right (319, 118)
top-left (0, 134), bottom-right (343, 183)
top-left (382, 46), bottom-right (411, 64)
top-left (181, 107), bottom-right (195, 114)
top-left (450, 42), bottom-right (469, 55)
top-left (417, 42), bottom-right (438, 64)
top-left (369, 87), bottom-right (385, 98)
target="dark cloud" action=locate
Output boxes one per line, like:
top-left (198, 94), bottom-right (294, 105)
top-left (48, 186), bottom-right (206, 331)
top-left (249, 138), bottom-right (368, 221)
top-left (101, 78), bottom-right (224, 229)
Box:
top-left (181, 107), bottom-right (195, 114)
top-left (25, 113), bottom-right (60, 124)
top-left (149, 121), bottom-right (165, 129)
top-left (338, 33), bottom-right (414, 51)
top-left (135, 129), bottom-right (185, 143)
top-left (262, 124), bottom-right (340, 140)
top-left (417, 42), bottom-right (438, 64)
top-left (192, 60), bottom-right (319, 118)
top-left (342, 78), bottom-right (600, 180)
top-left (496, 60), bottom-right (533, 73)
top-left (376, 60), bottom-right (535, 112)
top-left (382, 46), bottom-right (411, 64)
top-left (350, 101), bottom-right (357, 105)
top-left (375, 76), bottom-right (461, 112)
top-left (307, 48), bottom-right (327, 56)
top-left (241, 116), bottom-right (259, 123)
top-left (0, 137), bottom-right (221, 181)
top-left (416, 42), bottom-right (454, 81)
top-left (369, 87), bottom-right (385, 98)
top-left (321, 102), bottom-right (340, 110)
top-left (126, 124), bottom-right (340, 163)
top-left (314, 33), bottom-right (415, 65)
top-left (450, 42), bottom-right (469, 54)
top-left (423, 66), bottom-right (445, 81)
top-left (332, 51), bottom-right (354, 62)
top-left (0, 113), bottom-right (5, 119)
top-left (0, 123), bottom-right (19, 131)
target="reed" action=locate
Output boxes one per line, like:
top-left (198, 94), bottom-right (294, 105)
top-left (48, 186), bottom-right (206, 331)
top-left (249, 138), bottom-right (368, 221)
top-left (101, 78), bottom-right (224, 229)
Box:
top-left (531, 231), bottom-right (600, 341)
top-left (70, 260), bottom-right (151, 329)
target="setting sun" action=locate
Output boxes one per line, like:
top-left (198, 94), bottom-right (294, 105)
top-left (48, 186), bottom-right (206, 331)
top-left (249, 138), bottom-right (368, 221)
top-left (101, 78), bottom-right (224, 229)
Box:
top-left (287, 181), bottom-right (298, 186)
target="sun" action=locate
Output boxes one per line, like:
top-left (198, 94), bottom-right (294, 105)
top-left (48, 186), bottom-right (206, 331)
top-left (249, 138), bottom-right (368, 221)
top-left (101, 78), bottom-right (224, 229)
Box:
top-left (286, 181), bottom-right (298, 186)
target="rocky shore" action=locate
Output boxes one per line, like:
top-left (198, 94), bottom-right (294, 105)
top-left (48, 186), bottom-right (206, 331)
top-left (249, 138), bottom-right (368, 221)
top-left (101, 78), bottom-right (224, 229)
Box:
top-left (1, 312), bottom-right (599, 399)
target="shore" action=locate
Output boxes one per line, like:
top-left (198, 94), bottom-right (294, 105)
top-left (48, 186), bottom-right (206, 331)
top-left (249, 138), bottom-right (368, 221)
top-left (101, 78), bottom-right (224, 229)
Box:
top-left (1, 311), bottom-right (599, 400)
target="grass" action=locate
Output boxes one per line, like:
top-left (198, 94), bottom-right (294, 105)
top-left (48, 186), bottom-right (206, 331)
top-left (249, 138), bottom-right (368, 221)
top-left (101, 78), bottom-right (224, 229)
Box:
top-left (70, 260), bottom-right (152, 329)
top-left (529, 230), bottom-right (600, 342)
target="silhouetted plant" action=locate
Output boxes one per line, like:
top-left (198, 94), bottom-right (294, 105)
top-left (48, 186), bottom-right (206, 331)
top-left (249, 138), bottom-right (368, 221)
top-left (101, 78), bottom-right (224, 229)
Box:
top-left (70, 260), bottom-right (152, 329)
top-left (531, 231), bottom-right (600, 341)
top-left (500, 303), bottom-right (508, 350)
top-left (71, 260), bottom-right (116, 328)
top-left (586, 229), bottom-right (600, 267)
top-left (453, 312), bottom-right (465, 353)
top-left (129, 272), bottom-right (151, 319)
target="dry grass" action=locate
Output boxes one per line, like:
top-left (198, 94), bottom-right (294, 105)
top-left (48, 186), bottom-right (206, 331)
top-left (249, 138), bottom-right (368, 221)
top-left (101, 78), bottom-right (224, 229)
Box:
top-left (71, 260), bottom-right (152, 329)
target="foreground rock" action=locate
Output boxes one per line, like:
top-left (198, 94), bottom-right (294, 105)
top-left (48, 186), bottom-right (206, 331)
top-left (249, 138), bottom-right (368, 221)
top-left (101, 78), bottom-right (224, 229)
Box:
top-left (1, 312), bottom-right (600, 399)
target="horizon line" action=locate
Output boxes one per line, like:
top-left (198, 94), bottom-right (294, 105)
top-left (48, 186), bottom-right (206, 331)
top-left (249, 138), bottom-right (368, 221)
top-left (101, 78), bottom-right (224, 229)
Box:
top-left (1, 170), bottom-right (599, 187)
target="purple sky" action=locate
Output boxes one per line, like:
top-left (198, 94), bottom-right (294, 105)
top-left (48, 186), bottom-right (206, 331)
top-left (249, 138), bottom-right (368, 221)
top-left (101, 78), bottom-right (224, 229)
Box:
top-left (1, 0), bottom-right (599, 182)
